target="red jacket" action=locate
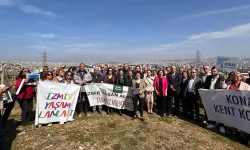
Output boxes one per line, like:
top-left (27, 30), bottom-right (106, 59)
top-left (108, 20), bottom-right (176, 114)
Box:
top-left (154, 76), bottom-right (168, 96)
top-left (15, 76), bottom-right (35, 100)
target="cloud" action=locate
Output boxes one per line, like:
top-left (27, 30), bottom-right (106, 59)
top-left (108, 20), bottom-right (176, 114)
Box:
top-left (0, 0), bottom-right (57, 17)
top-left (0, 0), bottom-right (14, 6)
top-left (177, 5), bottom-right (250, 20)
top-left (187, 23), bottom-right (250, 41)
top-left (19, 4), bottom-right (57, 17)
top-left (26, 33), bottom-right (57, 38)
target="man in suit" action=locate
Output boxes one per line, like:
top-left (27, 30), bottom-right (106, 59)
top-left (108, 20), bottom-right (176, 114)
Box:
top-left (185, 69), bottom-right (203, 121)
top-left (166, 65), bottom-right (182, 116)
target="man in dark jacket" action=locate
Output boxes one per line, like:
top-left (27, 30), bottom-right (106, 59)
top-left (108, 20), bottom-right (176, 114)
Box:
top-left (166, 65), bottom-right (182, 116)
top-left (203, 66), bottom-right (225, 133)
top-left (91, 68), bottom-right (104, 114)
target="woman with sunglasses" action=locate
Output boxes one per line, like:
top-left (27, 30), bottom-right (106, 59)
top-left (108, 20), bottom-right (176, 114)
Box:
top-left (103, 68), bottom-right (116, 114)
top-left (44, 71), bottom-right (54, 81)
top-left (65, 71), bottom-right (74, 84)
top-left (15, 68), bottom-right (35, 125)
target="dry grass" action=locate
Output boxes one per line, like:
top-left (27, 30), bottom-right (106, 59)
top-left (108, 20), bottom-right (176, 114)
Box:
top-left (4, 104), bottom-right (250, 150)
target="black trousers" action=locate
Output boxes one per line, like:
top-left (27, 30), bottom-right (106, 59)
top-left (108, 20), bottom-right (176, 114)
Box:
top-left (133, 94), bottom-right (144, 117)
top-left (17, 99), bottom-right (33, 124)
top-left (0, 116), bottom-right (3, 150)
top-left (181, 96), bottom-right (188, 116)
top-left (174, 95), bottom-right (180, 115)
top-left (187, 92), bottom-right (200, 120)
top-left (3, 99), bottom-right (16, 125)
top-left (77, 92), bottom-right (89, 114)
top-left (157, 96), bottom-right (167, 116)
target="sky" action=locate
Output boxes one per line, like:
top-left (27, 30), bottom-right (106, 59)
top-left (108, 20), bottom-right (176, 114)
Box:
top-left (1, 0), bottom-right (250, 62)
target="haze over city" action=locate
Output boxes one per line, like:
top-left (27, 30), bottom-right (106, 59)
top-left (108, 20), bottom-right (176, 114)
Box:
top-left (1, 0), bottom-right (250, 62)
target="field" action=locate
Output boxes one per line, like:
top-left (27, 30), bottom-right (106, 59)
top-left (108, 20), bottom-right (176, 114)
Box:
top-left (3, 104), bottom-right (250, 150)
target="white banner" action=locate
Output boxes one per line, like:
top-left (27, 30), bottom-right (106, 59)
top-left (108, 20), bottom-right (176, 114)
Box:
top-left (216, 56), bottom-right (238, 72)
top-left (35, 81), bottom-right (80, 125)
top-left (85, 83), bottom-right (133, 111)
top-left (199, 89), bottom-right (250, 134)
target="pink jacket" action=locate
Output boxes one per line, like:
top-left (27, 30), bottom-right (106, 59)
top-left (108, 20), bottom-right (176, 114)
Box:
top-left (154, 76), bottom-right (168, 96)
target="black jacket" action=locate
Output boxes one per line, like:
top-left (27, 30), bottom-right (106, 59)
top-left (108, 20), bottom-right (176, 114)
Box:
top-left (115, 76), bottom-right (128, 86)
top-left (91, 74), bottom-right (103, 83)
top-left (167, 72), bottom-right (182, 95)
top-left (180, 78), bottom-right (189, 98)
top-left (203, 75), bottom-right (221, 89)
top-left (246, 78), bottom-right (250, 85)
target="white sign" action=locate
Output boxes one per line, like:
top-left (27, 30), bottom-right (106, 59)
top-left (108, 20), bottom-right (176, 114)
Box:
top-left (85, 83), bottom-right (134, 111)
top-left (199, 89), bottom-right (250, 134)
top-left (216, 56), bottom-right (238, 72)
top-left (35, 81), bottom-right (80, 125)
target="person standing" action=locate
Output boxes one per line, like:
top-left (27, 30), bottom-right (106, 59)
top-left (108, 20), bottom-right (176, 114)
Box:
top-left (200, 65), bottom-right (211, 83)
top-left (103, 68), bottom-right (116, 114)
top-left (145, 70), bottom-right (155, 114)
top-left (115, 70), bottom-right (127, 115)
top-left (126, 70), bottom-right (134, 86)
top-left (65, 71), bottom-right (74, 84)
top-left (142, 66), bottom-right (148, 79)
top-left (99, 64), bottom-right (107, 77)
top-left (40, 66), bottom-right (49, 81)
top-left (180, 71), bottom-right (189, 116)
top-left (123, 63), bottom-right (129, 77)
top-left (15, 68), bottom-right (35, 125)
top-left (154, 70), bottom-right (168, 117)
top-left (132, 72), bottom-right (146, 121)
top-left (91, 68), bottom-right (104, 114)
top-left (203, 67), bottom-right (226, 132)
top-left (185, 69), bottom-right (203, 121)
top-left (73, 63), bottom-right (92, 117)
top-left (166, 66), bottom-right (182, 116)
top-left (112, 65), bottom-right (119, 79)
top-left (54, 68), bottom-right (65, 83)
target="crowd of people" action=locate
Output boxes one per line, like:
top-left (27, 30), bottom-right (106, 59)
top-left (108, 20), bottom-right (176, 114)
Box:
top-left (1, 63), bottom-right (250, 147)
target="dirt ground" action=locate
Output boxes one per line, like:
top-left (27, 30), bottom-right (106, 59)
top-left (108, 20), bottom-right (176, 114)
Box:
top-left (3, 104), bottom-right (250, 150)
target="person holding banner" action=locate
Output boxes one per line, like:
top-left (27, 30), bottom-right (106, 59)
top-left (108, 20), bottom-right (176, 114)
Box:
top-left (180, 71), bottom-right (189, 116)
top-left (145, 70), bottom-right (155, 114)
top-left (203, 67), bottom-right (226, 132)
top-left (246, 73), bottom-right (250, 85)
top-left (115, 70), bottom-right (128, 116)
top-left (104, 68), bottom-right (116, 114)
top-left (132, 72), bottom-right (146, 120)
top-left (74, 63), bottom-right (92, 117)
top-left (91, 68), bottom-right (104, 114)
top-left (15, 68), bottom-right (35, 125)
top-left (185, 69), bottom-right (203, 121)
top-left (154, 70), bottom-right (168, 117)
top-left (0, 86), bottom-right (7, 150)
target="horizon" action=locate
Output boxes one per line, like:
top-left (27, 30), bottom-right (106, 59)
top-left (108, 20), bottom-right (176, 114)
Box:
top-left (1, 0), bottom-right (250, 61)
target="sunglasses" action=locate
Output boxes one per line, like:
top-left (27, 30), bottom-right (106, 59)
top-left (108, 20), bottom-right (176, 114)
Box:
top-left (67, 74), bottom-right (72, 76)
top-left (191, 72), bottom-right (196, 73)
top-left (23, 70), bottom-right (28, 72)
top-left (48, 74), bottom-right (52, 76)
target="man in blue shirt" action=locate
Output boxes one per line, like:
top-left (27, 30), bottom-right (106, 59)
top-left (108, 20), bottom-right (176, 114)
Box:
top-left (99, 64), bottom-right (107, 77)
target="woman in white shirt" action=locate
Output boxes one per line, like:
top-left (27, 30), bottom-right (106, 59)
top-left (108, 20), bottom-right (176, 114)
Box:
top-left (145, 70), bottom-right (155, 114)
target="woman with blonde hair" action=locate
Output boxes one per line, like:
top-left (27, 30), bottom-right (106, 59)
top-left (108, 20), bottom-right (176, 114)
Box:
top-left (54, 68), bottom-right (65, 83)
top-left (227, 72), bottom-right (250, 90)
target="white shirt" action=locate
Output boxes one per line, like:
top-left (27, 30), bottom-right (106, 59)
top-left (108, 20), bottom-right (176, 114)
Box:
top-left (209, 76), bottom-right (219, 90)
top-left (188, 78), bottom-right (195, 93)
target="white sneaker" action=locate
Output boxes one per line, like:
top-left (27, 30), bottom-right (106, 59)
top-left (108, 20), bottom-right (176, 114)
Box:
top-left (47, 123), bottom-right (52, 127)
top-left (206, 124), bottom-right (216, 129)
top-left (60, 122), bottom-right (64, 125)
top-left (220, 127), bottom-right (225, 133)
